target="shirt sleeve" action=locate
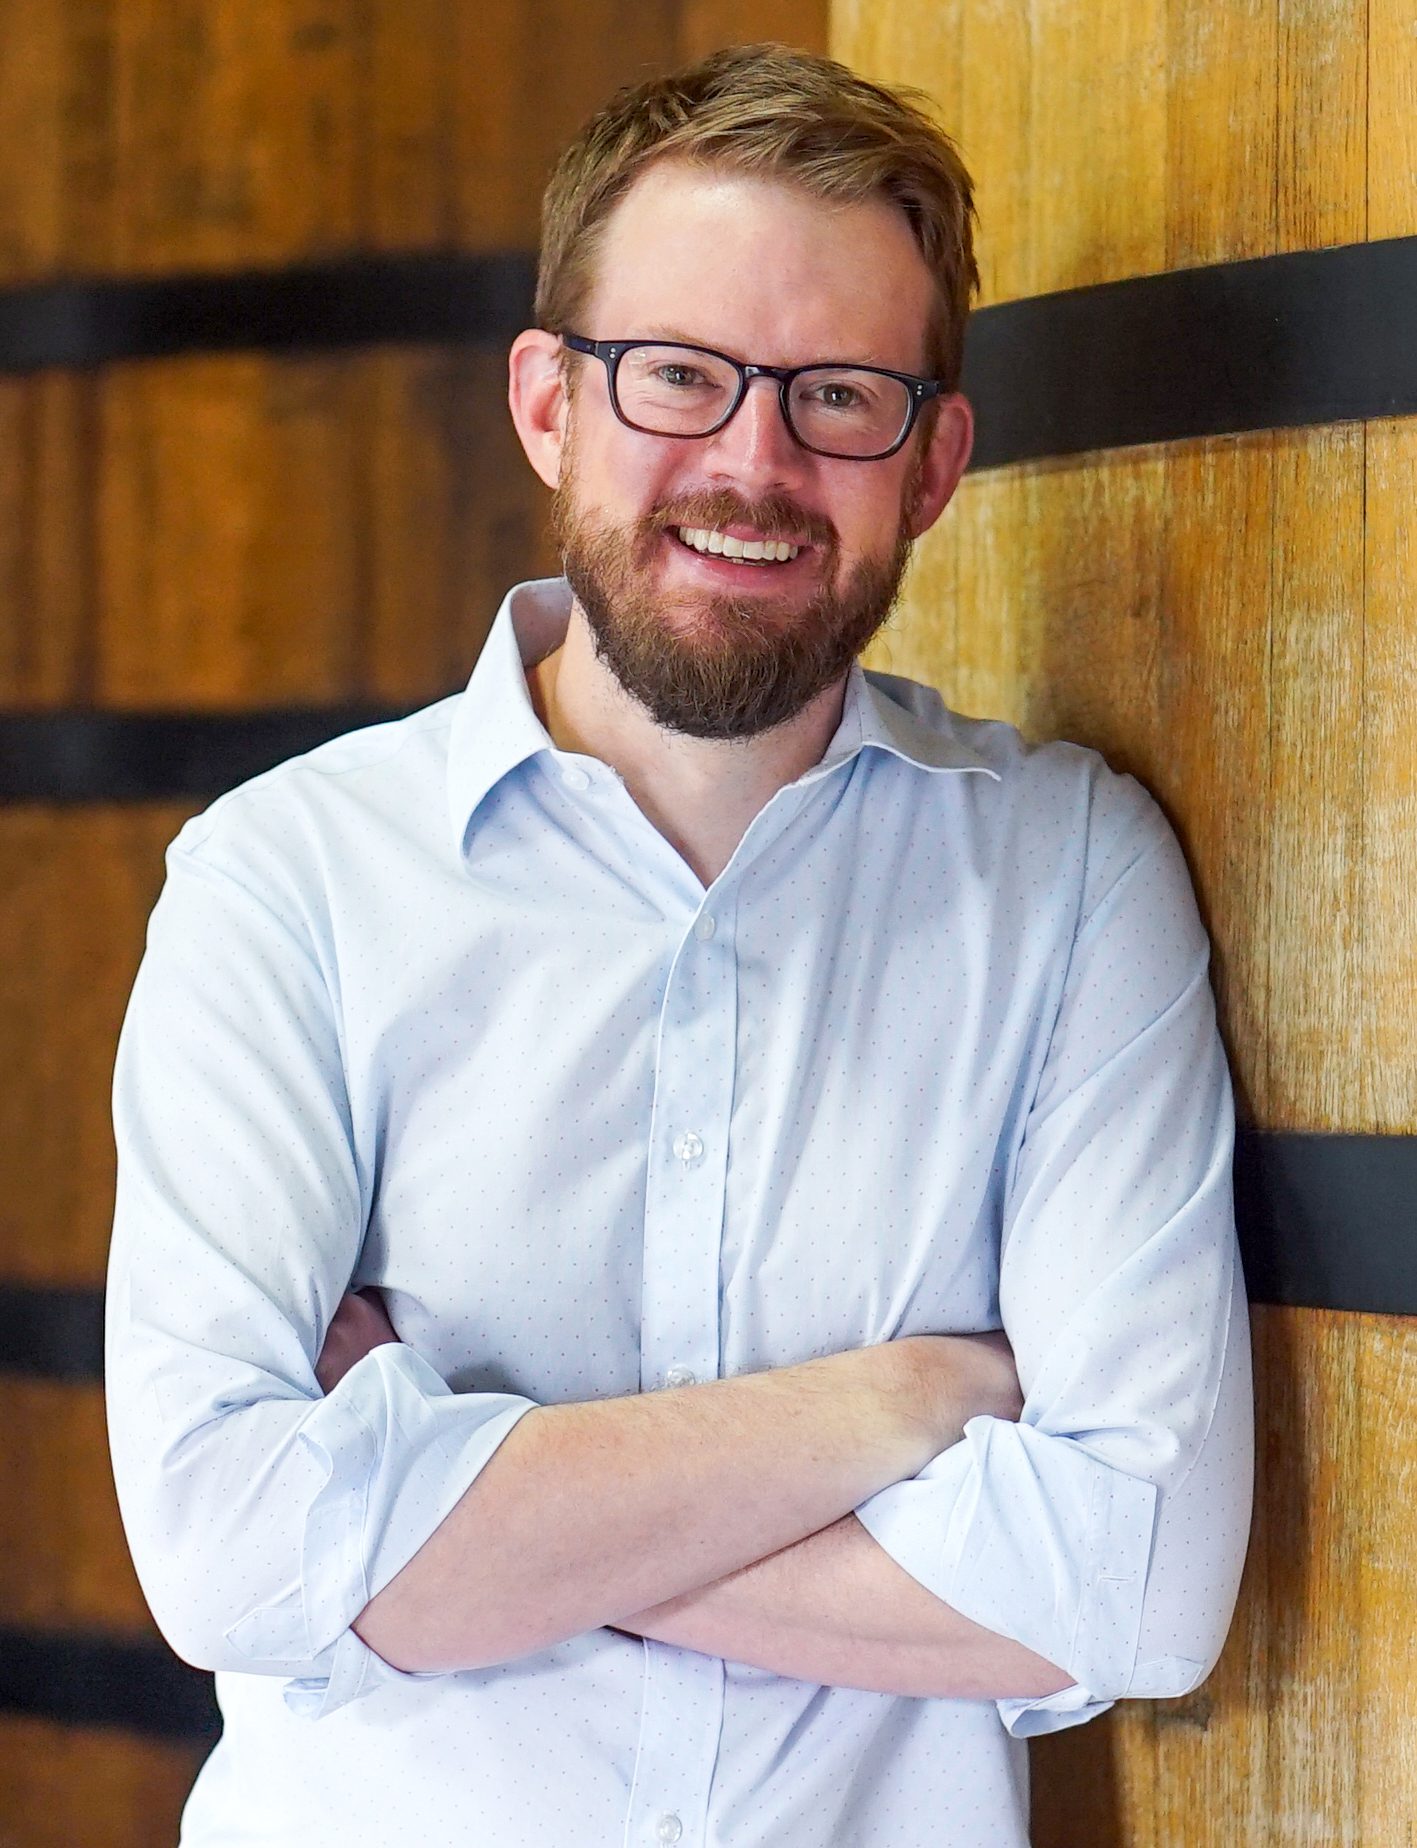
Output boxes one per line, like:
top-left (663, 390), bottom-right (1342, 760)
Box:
top-left (854, 775), bottom-right (1254, 1737)
top-left (105, 825), bottom-right (539, 1720)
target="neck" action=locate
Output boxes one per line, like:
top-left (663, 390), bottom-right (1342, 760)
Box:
top-left (525, 602), bottom-right (849, 889)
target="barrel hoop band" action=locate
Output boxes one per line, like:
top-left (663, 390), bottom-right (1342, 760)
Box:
top-left (962, 234), bottom-right (1417, 466)
top-left (0, 251), bottom-right (535, 372)
top-left (1232, 1129), bottom-right (1417, 1317)
top-left (0, 706), bottom-right (418, 802)
top-left (0, 240), bottom-right (1413, 464)
top-left (0, 1624), bottom-right (220, 1742)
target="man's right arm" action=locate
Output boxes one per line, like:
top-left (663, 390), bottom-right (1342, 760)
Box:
top-left (107, 828), bottom-right (1019, 1713)
top-left (352, 1330), bottom-right (1022, 1673)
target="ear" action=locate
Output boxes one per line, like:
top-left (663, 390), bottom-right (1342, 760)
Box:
top-left (508, 330), bottom-right (571, 491)
top-left (904, 392), bottom-right (974, 539)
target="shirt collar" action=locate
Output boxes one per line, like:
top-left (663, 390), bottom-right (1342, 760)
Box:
top-left (446, 578), bottom-right (571, 852)
top-left (448, 576), bottom-right (998, 853)
top-left (818, 660), bottom-right (1001, 783)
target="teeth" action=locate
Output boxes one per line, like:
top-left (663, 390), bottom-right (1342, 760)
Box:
top-left (676, 527), bottom-right (800, 563)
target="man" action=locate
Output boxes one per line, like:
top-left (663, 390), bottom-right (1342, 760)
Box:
top-left (106, 43), bottom-right (1252, 1848)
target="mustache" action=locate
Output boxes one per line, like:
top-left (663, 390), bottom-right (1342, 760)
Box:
top-left (647, 490), bottom-right (836, 551)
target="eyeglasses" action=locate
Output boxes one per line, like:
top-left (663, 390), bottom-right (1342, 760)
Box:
top-left (560, 333), bottom-right (946, 462)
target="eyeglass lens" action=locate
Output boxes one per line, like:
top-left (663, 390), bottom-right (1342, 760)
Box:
top-left (613, 345), bottom-right (912, 458)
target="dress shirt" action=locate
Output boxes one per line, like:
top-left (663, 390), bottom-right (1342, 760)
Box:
top-left (107, 574), bottom-right (1252, 1848)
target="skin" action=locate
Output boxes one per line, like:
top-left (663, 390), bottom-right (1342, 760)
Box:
top-left (327, 1293), bottom-right (1063, 1697)
top-left (507, 156), bottom-right (975, 887)
top-left (341, 158), bottom-right (1070, 1700)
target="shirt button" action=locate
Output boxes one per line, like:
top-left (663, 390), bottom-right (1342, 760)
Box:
top-left (672, 1131), bottom-right (704, 1164)
top-left (693, 913), bottom-right (716, 941)
top-left (664, 1365), bottom-right (697, 1388)
top-left (656, 1818), bottom-right (683, 1845)
top-left (560, 764), bottom-right (591, 792)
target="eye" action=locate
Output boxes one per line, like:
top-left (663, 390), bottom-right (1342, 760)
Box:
top-left (656, 363), bottom-right (708, 389)
top-left (799, 375), bottom-right (878, 414)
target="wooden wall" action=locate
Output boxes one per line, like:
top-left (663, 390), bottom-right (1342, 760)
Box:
top-left (0, 4), bottom-right (826, 1843)
top-left (6, 4), bottom-right (1411, 1841)
top-left (835, 0), bottom-right (1417, 1841)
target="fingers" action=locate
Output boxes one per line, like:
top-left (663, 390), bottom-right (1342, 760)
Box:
top-left (351, 1286), bottom-right (399, 1344)
top-left (314, 1287), bottom-right (401, 1394)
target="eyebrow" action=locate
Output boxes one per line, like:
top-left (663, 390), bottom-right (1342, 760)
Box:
top-left (635, 325), bottom-right (720, 348)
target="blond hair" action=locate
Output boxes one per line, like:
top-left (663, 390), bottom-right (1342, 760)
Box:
top-left (535, 43), bottom-right (980, 390)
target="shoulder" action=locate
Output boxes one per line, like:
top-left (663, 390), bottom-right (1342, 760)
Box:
top-left (162, 694), bottom-right (461, 903)
top-left (863, 664), bottom-right (1168, 860)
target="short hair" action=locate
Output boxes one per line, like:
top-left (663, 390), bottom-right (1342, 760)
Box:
top-left (535, 43), bottom-right (980, 391)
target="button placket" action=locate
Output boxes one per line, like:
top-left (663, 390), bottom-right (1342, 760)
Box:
top-left (627, 890), bottom-right (739, 1847)
top-left (639, 896), bottom-right (738, 1398)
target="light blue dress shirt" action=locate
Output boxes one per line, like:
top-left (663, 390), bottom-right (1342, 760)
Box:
top-left (107, 575), bottom-right (1252, 1847)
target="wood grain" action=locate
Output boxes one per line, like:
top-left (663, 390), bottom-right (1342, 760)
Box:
top-left (0, 0), bottom-right (829, 287)
top-left (1369, 0), bottom-right (1417, 241)
top-left (1362, 418), bottom-right (1417, 1133)
top-left (1266, 424), bottom-right (1365, 1130)
top-left (0, 805), bottom-right (198, 1287)
top-left (0, 1381), bottom-right (152, 1634)
top-left (676, 0), bottom-right (827, 62)
top-left (1029, 1306), bottom-right (1417, 1848)
top-left (0, 370), bottom-right (100, 705)
top-left (0, 7), bottom-right (828, 1839)
top-left (840, 0), bottom-right (1400, 308)
top-left (835, 1), bottom-right (1417, 1842)
top-left (0, 1715), bottom-right (206, 1848)
top-left (0, 1), bottom-right (838, 714)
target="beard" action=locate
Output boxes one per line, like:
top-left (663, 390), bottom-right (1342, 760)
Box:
top-left (550, 437), bottom-right (922, 742)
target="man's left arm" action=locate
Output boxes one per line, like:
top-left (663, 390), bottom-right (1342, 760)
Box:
top-left (620, 776), bottom-right (1254, 1729)
top-left (612, 1510), bottom-right (1074, 1697)
top-left (323, 779), bottom-right (1253, 1719)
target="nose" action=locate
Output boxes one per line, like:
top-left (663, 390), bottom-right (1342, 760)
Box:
top-left (700, 374), bottom-right (807, 489)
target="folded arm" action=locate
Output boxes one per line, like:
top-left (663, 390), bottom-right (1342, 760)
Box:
top-left (321, 781), bottom-right (1254, 1725)
top-left (846, 782), bottom-right (1255, 1736)
top-left (606, 786), bottom-right (1255, 1730)
top-left (613, 1515), bottom-right (1072, 1698)
top-left (311, 1293), bottom-right (1052, 1689)
top-left (109, 826), bottom-right (1042, 1720)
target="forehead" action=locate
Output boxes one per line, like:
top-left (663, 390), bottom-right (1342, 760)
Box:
top-left (582, 158), bottom-right (936, 373)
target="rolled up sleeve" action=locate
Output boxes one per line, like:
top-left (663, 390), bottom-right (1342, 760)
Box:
top-left (105, 824), bottom-right (537, 1718)
top-left (855, 784), bottom-right (1254, 1735)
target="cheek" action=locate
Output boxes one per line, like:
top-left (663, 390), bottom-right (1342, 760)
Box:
top-left (594, 440), bottom-right (687, 519)
top-left (836, 488), bottom-right (907, 560)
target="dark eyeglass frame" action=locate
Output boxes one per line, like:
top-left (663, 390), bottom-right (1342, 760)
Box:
top-left (559, 333), bottom-right (947, 461)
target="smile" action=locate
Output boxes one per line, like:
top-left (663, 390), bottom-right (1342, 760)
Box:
top-left (674, 526), bottom-right (801, 564)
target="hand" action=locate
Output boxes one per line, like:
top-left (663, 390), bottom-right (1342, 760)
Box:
top-left (315, 1287), bottom-right (401, 1394)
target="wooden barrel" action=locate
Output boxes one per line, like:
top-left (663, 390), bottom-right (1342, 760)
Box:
top-left (0, 5), bottom-right (825, 1843)
top-left (835, 0), bottom-right (1416, 1842)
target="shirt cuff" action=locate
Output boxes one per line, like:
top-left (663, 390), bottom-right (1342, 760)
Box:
top-left (854, 1414), bottom-right (1158, 1732)
top-left (224, 1343), bottom-right (537, 1718)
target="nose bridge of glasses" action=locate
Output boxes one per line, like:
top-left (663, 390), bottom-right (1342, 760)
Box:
top-left (725, 364), bottom-right (803, 444)
top-left (677, 362), bottom-right (789, 452)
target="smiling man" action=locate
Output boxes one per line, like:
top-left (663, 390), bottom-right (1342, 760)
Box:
top-left (106, 44), bottom-right (1252, 1848)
